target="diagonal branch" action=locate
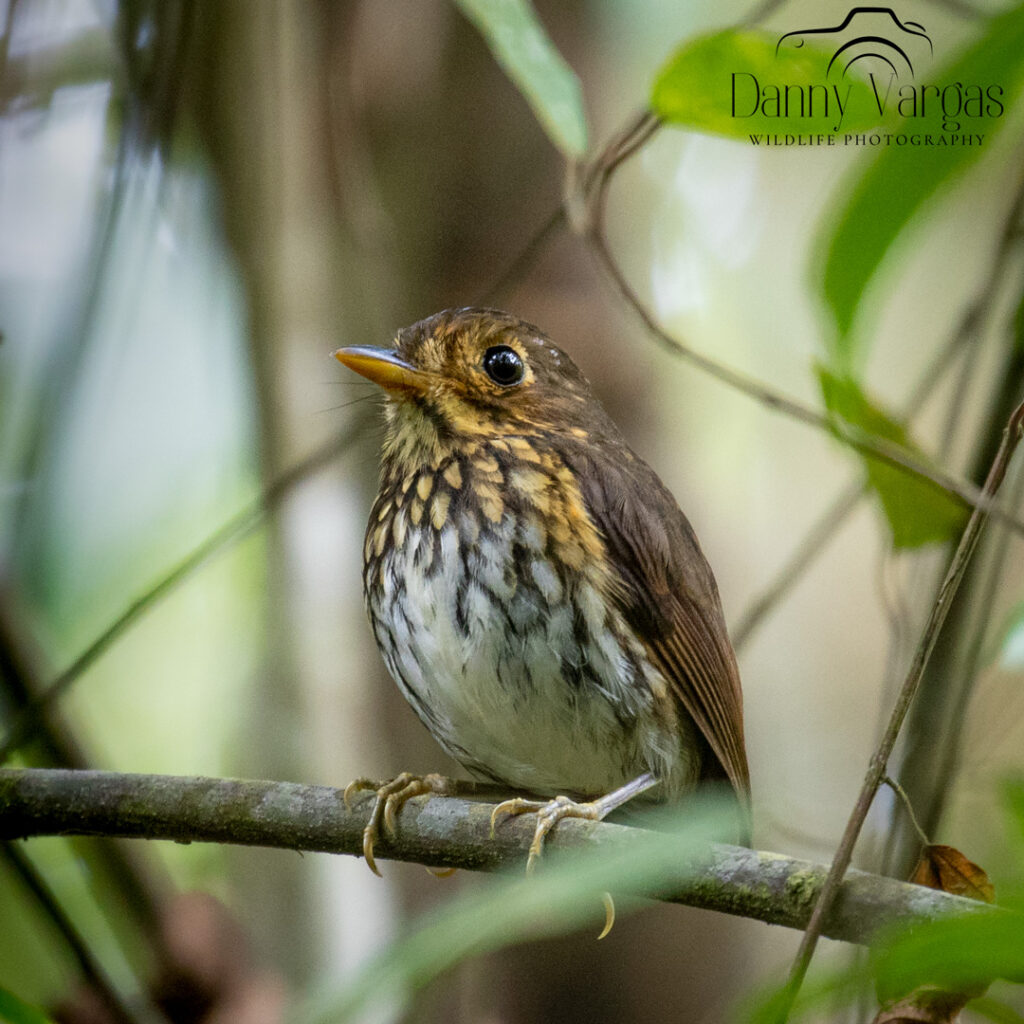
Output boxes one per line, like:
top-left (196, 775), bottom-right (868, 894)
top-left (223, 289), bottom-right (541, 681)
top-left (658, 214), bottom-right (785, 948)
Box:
top-left (585, 218), bottom-right (1024, 540)
top-left (733, 479), bottom-right (865, 648)
top-left (0, 767), bottom-right (1003, 949)
top-left (733, 158), bottom-right (1024, 648)
top-left (777, 399), bottom-right (1024, 1018)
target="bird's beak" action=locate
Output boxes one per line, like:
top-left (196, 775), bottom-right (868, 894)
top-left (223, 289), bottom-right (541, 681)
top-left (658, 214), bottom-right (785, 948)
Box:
top-left (333, 346), bottom-right (432, 394)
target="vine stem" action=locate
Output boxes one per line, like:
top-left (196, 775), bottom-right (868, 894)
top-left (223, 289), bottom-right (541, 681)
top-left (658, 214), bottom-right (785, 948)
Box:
top-left (776, 399), bottom-right (1024, 1020)
top-left (580, 117), bottom-right (1024, 541)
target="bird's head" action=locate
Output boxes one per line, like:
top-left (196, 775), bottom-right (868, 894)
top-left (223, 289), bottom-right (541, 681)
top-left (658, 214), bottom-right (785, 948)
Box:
top-left (334, 308), bottom-right (605, 465)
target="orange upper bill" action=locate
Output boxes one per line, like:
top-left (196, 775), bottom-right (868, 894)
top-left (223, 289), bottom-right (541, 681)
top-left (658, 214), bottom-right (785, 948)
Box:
top-left (334, 346), bottom-right (432, 394)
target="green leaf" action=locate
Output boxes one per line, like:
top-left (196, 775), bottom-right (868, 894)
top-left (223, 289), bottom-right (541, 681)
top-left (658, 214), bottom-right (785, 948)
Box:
top-left (818, 368), bottom-right (967, 547)
top-left (818, 3), bottom-right (1024, 363)
top-left (300, 796), bottom-right (735, 1024)
top-left (744, 913), bottom-right (1024, 1024)
top-left (651, 30), bottom-right (878, 138)
top-left (874, 913), bottom-right (1024, 997)
top-left (742, 967), bottom-right (864, 1024)
top-left (453, 0), bottom-right (587, 158)
top-left (0, 988), bottom-right (55, 1024)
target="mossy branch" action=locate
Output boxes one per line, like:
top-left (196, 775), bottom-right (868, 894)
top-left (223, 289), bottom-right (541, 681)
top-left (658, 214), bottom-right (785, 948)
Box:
top-left (0, 768), bottom-right (999, 945)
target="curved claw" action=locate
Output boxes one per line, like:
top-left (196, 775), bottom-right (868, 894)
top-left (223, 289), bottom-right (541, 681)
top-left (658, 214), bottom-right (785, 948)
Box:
top-left (487, 793), bottom-right (618, 937)
top-left (527, 795), bottom-right (595, 873)
top-left (362, 814), bottom-right (383, 878)
top-left (489, 796), bottom-right (546, 839)
top-left (384, 782), bottom-right (420, 835)
top-left (489, 794), bottom-right (605, 874)
top-left (488, 803), bottom-right (505, 839)
top-left (525, 831), bottom-right (548, 874)
top-left (343, 777), bottom-right (380, 811)
top-left (344, 772), bottom-right (453, 876)
top-left (597, 892), bottom-right (616, 940)
top-left (426, 866), bottom-right (458, 879)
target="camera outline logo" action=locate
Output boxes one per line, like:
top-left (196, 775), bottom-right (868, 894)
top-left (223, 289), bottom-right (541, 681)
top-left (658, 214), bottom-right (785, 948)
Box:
top-left (775, 6), bottom-right (933, 81)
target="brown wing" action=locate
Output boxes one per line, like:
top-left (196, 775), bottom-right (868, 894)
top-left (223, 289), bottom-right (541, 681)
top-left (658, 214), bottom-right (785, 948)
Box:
top-left (567, 441), bottom-right (750, 802)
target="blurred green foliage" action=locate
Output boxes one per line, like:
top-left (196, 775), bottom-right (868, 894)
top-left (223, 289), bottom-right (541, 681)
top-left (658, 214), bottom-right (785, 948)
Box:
top-left (302, 797), bottom-right (735, 1024)
top-left (0, 986), bottom-right (55, 1024)
top-left (650, 8), bottom-right (1024, 549)
top-left (818, 368), bottom-right (967, 547)
top-left (2, 1), bottom-right (1023, 1020)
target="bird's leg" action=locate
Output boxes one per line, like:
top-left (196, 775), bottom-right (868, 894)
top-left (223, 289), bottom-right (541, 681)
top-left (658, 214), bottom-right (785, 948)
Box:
top-left (344, 772), bottom-right (456, 876)
top-left (489, 771), bottom-right (660, 874)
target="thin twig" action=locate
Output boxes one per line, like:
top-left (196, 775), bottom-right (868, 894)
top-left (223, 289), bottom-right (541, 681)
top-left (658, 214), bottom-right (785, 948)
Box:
top-left (777, 399), bottom-right (1024, 1020)
top-left (0, 768), bottom-right (1003, 947)
top-left (0, 418), bottom-right (368, 763)
top-left (882, 776), bottom-right (930, 849)
top-left (740, 0), bottom-right (790, 27)
top-left (733, 165), bottom-right (1024, 648)
top-left (729, 332), bottom-right (970, 653)
top-left (889, 378), bottom-right (1024, 866)
top-left (577, 107), bottom-right (1024, 652)
top-left (884, 171), bottom-right (1024, 867)
top-left (922, 0), bottom-right (985, 19)
top-left (733, 480), bottom-right (865, 648)
top-left (2, 841), bottom-right (142, 1024)
top-left (581, 109), bottom-right (661, 208)
top-left (587, 221), bottom-right (1024, 537)
top-left (580, 118), bottom-right (1024, 540)
top-left (940, 454), bottom-right (1024, 731)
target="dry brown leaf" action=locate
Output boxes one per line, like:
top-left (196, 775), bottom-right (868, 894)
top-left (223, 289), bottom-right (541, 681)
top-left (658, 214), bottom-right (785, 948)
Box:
top-left (910, 844), bottom-right (996, 904)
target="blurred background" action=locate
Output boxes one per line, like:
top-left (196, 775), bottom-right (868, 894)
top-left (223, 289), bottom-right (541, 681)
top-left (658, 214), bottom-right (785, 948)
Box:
top-left (1, 0), bottom-right (1023, 1021)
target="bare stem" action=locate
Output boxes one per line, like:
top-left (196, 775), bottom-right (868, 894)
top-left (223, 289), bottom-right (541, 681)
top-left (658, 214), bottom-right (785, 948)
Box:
top-left (882, 776), bottom-right (931, 849)
top-left (777, 400), bottom-right (1024, 1019)
top-left (733, 480), bottom-right (866, 649)
top-left (579, 120), bottom-right (1024, 541)
top-left (579, 113), bottom-right (1024, 653)
top-left (477, 204), bottom-right (566, 306)
top-left (588, 221), bottom-right (1024, 538)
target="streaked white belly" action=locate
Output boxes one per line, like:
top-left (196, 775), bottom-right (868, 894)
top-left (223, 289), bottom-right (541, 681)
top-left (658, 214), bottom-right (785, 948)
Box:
top-left (367, 517), bottom-right (695, 798)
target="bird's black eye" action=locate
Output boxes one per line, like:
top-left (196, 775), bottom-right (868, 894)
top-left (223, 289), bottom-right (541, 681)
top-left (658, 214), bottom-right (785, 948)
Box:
top-left (482, 345), bottom-right (524, 387)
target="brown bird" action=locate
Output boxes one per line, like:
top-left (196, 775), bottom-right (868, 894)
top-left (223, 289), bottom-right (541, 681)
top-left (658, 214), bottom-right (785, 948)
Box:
top-left (335, 308), bottom-right (749, 875)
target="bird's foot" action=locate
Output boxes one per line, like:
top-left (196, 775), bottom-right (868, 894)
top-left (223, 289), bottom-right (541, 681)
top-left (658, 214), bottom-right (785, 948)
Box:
top-left (490, 794), bottom-right (617, 938)
top-left (489, 773), bottom-right (659, 873)
top-left (489, 793), bottom-right (607, 874)
top-left (344, 772), bottom-right (454, 876)
top-left (489, 774), bottom-right (660, 939)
